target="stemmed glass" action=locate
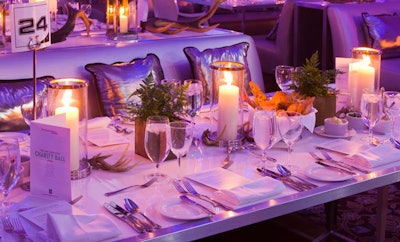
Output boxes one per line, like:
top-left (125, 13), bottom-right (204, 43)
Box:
top-left (144, 116), bottom-right (171, 182)
top-left (275, 65), bottom-right (295, 93)
top-left (184, 79), bottom-right (204, 118)
top-left (277, 111), bottom-right (303, 170)
top-left (360, 91), bottom-right (383, 145)
top-left (383, 91), bottom-right (400, 141)
top-left (253, 109), bottom-right (278, 169)
top-left (169, 121), bottom-right (194, 180)
top-left (0, 138), bottom-right (21, 214)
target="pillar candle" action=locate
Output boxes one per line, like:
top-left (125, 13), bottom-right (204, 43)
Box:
top-left (55, 91), bottom-right (80, 171)
top-left (217, 74), bottom-right (239, 140)
top-left (119, 7), bottom-right (128, 33)
top-left (348, 60), bottom-right (375, 111)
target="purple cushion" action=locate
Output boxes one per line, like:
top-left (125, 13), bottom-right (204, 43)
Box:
top-left (85, 54), bottom-right (164, 117)
top-left (362, 12), bottom-right (400, 59)
top-left (184, 42), bottom-right (252, 100)
top-left (0, 76), bottom-right (53, 132)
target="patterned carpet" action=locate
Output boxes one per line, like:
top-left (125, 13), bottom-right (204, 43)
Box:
top-left (297, 182), bottom-right (400, 241)
top-left (199, 182), bottom-right (400, 241)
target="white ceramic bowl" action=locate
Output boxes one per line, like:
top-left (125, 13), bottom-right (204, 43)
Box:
top-left (373, 118), bottom-right (392, 135)
top-left (324, 117), bottom-right (348, 136)
top-left (346, 112), bottom-right (366, 130)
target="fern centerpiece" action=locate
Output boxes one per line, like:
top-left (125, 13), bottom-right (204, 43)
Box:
top-left (127, 77), bottom-right (189, 159)
top-left (291, 52), bottom-right (343, 126)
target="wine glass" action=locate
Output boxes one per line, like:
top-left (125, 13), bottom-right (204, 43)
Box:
top-left (184, 79), bottom-right (204, 118)
top-left (275, 65), bottom-right (295, 92)
top-left (277, 111), bottom-right (303, 170)
top-left (383, 91), bottom-right (400, 140)
top-left (20, 94), bottom-right (46, 126)
top-left (253, 109), bottom-right (278, 169)
top-left (0, 138), bottom-right (21, 213)
top-left (360, 91), bottom-right (383, 145)
top-left (169, 121), bottom-right (194, 180)
top-left (144, 116), bottom-right (171, 182)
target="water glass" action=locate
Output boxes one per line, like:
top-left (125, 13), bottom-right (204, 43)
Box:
top-left (184, 79), bottom-right (205, 118)
top-left (144, 116), bottom-right (171, 182)
top-left (0, 138), bottom-right (21, 213)
top-left (169, 121), bottom-right (194, 180)
top-left (277, 111), bottom-right (303, 170)
top-left (360, 91), bottom-right (383, 145)
top-left (275, 65), bottom-right (295, 92)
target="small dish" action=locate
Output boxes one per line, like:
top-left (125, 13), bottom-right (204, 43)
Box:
top-left (314, 126), bottom-right (356, 138)
top-left (305, 165), bottom-right (354, 182)
top-left (157, 198), bottom-right (210, 220)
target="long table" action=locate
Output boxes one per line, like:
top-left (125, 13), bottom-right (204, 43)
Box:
top-left (2, 115), bottom-right (400, 241)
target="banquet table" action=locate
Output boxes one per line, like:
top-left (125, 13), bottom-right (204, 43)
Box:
top-left (2, 114), bottom-right (400, 241)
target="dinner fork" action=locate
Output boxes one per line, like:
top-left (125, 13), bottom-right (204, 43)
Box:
top-left (1, 216), bottom-right (13, 232)
top-left (104, 177), bottom-right (157, 196)
top-left (182, 180), bottom-right (233, 210)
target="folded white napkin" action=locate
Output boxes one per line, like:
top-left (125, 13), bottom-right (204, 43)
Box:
top-left (342, 143), bottom-right (400, 169)
top-left (87, 117), bottom-right (112, 130)
top-left (212, 177), bottom-right (284, 207)
top-left (41, 213), bottom-right (121, 242)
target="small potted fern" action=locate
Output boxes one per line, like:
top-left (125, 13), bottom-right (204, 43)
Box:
top-left (127, 76), bottom-right (189, 159)
top-left (291, 51), bottom-right (343, 126)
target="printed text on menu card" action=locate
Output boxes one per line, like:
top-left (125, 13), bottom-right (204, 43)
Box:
top-left (30, 114), bottom-right (72, 201)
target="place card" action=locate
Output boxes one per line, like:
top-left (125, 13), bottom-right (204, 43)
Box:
top-left (30, 114), bottom-right (72, 202)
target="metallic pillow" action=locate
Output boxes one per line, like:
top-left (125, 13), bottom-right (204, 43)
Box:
top-left (362, 12), bottom-right (400, 59)
top-left (85, 53), bottom-right (164, 117)
top-left (184, 42), bottom-right (252, 102)
top-left (0, 76), bottom-right (54, 132)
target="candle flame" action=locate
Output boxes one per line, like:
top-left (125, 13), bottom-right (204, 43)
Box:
top-left (62, 90), bottom-right (73, 107)
top-left (120, 7), bottom-right (125, 15)
top-left (362, 54), bottom-right (371, 66)
top-left (224, 71), bottom-right (233, 85)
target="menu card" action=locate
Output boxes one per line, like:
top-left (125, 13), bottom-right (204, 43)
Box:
top-left (30, 114), bottom-right (72, 202)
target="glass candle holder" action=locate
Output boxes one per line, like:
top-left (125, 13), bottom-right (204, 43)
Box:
top-left (348, 47), bottom-right (381, 111)
top-left (210, 61), bottom-right (245, 144)
top-left (106, 0), bottom-right (138, 42)
top-left (47, 78), bottom-right (91, 180)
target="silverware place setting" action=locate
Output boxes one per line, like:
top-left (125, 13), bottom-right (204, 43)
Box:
top-left (257, 167), bottom-right (315, 192)
top-left (104, 177), bottom-right (157, 196)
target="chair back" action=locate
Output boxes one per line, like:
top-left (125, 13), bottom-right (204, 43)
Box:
top-left (275, 0), bottom-right (296, 66)
top-left (152, 0), bottom-right (179, 21)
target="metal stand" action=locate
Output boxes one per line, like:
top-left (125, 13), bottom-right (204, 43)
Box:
top-left (71, 159), bottom-right (92, 180)
top-left (28, 35), bottom-right (41, 120)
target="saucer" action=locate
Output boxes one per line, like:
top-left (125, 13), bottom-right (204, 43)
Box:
top-left (314, 126), bottom-right (356, 139)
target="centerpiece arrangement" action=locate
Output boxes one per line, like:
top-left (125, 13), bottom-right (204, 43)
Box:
top-left (127, 77), bottom-right (189, 159)
top-left (291, 51), bottom-right (343, 126)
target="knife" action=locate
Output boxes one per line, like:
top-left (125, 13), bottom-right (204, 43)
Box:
top-left (109, 201), bottom-right (153, 232)
top-left (180, 195), bottom-right (216, 216)
top-left (104, 202), bottom-right (145, 233)
top-left (257, 168), bottom-right (305, 192)
top-left (315, 161), bottom-right (356, 175)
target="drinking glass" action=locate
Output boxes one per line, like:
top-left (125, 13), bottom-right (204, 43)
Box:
top-left (184, 79), bottom-right (204, 118)
top-left (383, 91), bottom-right (400, 140)
top-left (169, 121), bottom-right (194, 180)
top-left (20, 94), bottom-right (46, 126)
top-left (277, 111), bottom-right (303, 170)
top-left (253, 109), bottom-right (278, 169)
top-left (144, 116), bottom-right (171, 182)
top-left (0, 138), bottom-right (21, 213)
top-left (360, 91), bottom-right (383, 145)
top-left (275, 65), bottom-right (295, 92)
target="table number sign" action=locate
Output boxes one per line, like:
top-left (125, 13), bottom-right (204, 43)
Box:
top-left (30, 113), bottom-right (72, 202)
top-left (9, 1), bottom-right (50, 53)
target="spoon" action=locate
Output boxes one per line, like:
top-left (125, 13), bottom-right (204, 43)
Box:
top-left (276, 164), bottom-right (317, 189)
top-left (124, 198), bottom-right (162, 230)
top-left (390, 138), bottom-right (400, 149)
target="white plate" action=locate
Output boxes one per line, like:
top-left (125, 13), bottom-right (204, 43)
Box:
top-left (0, 132), bottom-right (29, 144)
top-left (157, 198), bottom-right (210, 220)
top-left (305, 165), bottom-right (354, 182)
top-left (314, 126), bottom-right (356, 139)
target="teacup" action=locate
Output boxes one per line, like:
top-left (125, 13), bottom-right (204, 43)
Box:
top-left (324, 117), bottom-right (348, 136)
top-left (346, 112), bottom-right (366, 130)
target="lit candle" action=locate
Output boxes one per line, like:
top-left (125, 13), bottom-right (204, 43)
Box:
top-left (348, 55), bottom-right (375, 111)
top-left (48, 0), bottom-right (57, 13)
top-left (218, 71), bottom-right (239, 140)
top-left (119, 7), bottom-right (128, 33)
top-left (55, 90), bottom-right (80, 171)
